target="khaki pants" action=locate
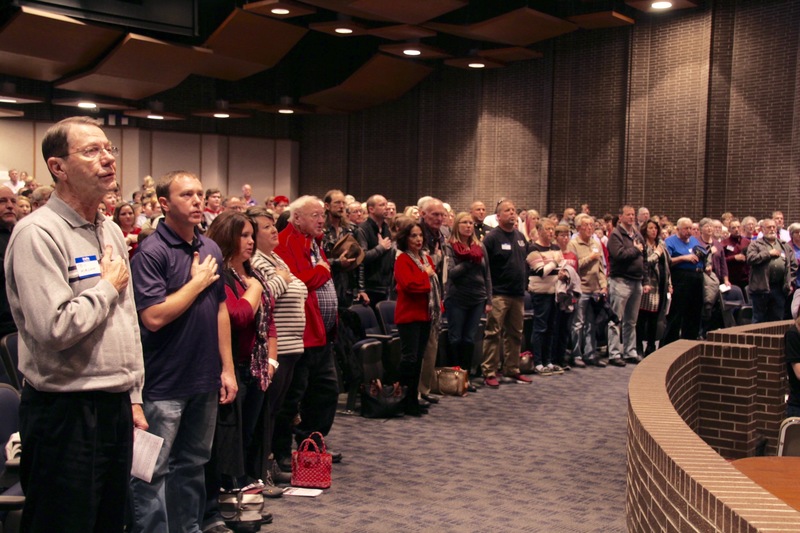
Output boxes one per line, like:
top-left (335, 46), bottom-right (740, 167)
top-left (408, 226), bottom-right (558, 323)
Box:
top-left (418, 324), bottom-right (439, 396)
top-left (480, 295), bottom-right (524, 377)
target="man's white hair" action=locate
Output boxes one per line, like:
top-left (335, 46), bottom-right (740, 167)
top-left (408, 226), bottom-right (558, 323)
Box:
top-left (289, 195), bottom-right (322, 214)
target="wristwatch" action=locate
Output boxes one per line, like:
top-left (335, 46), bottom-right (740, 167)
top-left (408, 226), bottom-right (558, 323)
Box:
top-left (268, 358), bottom-right (279, 369)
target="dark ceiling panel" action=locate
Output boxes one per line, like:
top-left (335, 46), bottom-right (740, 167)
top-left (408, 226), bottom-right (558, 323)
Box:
top-left (469, 8), bottom-right (578, 46)
top-left (191, 54), bottom-right (272, 82)
top-left (567, 11), bottom-right (635, 29)
top-left (349, 0), bottom-right (468, 25)
top-left (55, 34), bottom-right (210, 100)
top-left (368, 24), bottom-right (437, 41)
top-left (478, 47), bottom-right (543, 63)
top-left (298, 0), bottom-right (398, 22)
top-left (202, 9), bottom-right (308, 68)
top-left (301, 53), bottom-right (433, 112)
top-left (0, 6), bottom-right (121, 81)
top-left (426, 7), bottom-right (578, 46)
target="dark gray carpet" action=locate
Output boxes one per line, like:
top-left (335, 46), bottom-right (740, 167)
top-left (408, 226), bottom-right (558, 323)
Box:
top-left (261, 364), bottom-right (634, 533)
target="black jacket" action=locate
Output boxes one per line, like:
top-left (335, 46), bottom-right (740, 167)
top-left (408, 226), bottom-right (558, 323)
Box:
top-left (607, 224), bottom-right (649, 284)
top-left (356, 217), bottom-right (394, 295)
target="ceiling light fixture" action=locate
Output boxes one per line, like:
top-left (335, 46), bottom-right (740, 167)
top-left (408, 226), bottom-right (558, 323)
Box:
top-left (626, 0), bottom-right (696, 13)
top-left (244, 0), bottom-right (316, 19)
top-left (444, 56), bottom-right (505, 70)
top-left (0, 83), bottom-right (44, 105)
top-left (309, 16), bottom-right (367, 37)
top-left (278, 109), bottom-right (294, 114)
top-left (53, 97), bottom-right (132, 111)
top-left (191, 100), bottom-right (250, 119)
top-left (0, 107), bottom-right (24, 118)
top-left (125, 101), bottom-right (185, 121)
top-left (381, 42), bottom-right (451, 60)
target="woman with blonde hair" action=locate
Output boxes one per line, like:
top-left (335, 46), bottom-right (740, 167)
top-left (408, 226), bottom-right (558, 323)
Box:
top-left (524, 210), bottom-right (540, 242)
top-left (443, 212), bottom-right (491, 390)
top-left (403, 205), bottom-right (420, 221)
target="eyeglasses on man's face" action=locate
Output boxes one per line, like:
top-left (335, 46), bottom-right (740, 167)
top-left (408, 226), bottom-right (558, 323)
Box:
top-left (58, 144), bottom-right (119, 159)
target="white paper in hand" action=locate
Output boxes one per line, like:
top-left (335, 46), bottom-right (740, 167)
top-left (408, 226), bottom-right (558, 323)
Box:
top-left (132, 428), bottom-right (164, 483)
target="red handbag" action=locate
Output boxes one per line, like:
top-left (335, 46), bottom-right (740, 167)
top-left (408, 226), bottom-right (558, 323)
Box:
top-left (291, 431), bottom-right (332, 489)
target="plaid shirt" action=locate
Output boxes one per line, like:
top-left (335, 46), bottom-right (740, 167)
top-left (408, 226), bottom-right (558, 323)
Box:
top-left (311, 240), bottom-right (338, 332)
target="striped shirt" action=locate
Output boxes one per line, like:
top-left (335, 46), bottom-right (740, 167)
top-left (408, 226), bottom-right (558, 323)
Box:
top-left (250, 250), bottom-right (307, 356)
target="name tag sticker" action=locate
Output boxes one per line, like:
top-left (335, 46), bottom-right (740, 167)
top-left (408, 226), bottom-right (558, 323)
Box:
top-left (75, 255), bottom-right (101, 280)
top-left (726, 245), bottom-right (734, 252)
top-left (781, 252), bottom-right (786, 259)
top-left (501, 243), bottom-right (512, 251)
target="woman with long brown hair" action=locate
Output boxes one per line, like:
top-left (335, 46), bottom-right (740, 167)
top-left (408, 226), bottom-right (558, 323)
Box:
top-left (206, 211), bottom-right (278, 489)
top-left (637, 218), bottom-right (672, 357)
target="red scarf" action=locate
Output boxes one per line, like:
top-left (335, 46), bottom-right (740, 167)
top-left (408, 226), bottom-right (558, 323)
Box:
top-left (452, 241), bottom-right (484, 264)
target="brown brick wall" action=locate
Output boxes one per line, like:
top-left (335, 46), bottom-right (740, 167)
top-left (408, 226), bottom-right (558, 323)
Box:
top-left (300, 0), bottom-right (800, 222)
top-left (550, 27), bottom-right (629, 217)
top-left (625, 10), bottom-right (711, 220)
top-left (707, 320), bottom-right (793, 455)
top-left (627, 336), bottom-right (800, 532)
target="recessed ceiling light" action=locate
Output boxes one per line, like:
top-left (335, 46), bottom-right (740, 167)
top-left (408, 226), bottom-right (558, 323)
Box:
top-left (78, 102), bottom-right (97, 109)
top-left (0, 98), bottom-right (17, 104)
top-left (271, 8), bottom-right (290, 15)
top-left (468, 62), bottom-right (486, 69)
top-left (213, 112), bottom-right (230, 119)
top-left (403, 49), bottom-right (421, 56)
top-left (278, 109), bottom-right (294, 114)
top-left (147, 114), bottom-right (164, 120)
top-left (652, 1), bottom-right (672, 8)
top-left (334, 27), bottom-right (353, 34)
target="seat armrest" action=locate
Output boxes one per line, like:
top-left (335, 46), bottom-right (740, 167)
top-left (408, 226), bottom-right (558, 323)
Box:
top-left (0, 494), bottom-right (25, 510)
top-left (366, 333), bottom-right (393, 342)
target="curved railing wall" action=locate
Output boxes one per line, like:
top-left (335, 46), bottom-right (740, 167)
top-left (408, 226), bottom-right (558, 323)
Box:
top-left (626, 321), bottom-right (800, 532)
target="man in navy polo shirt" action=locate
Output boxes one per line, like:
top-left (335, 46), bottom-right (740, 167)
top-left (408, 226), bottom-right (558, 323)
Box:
top-left (130, 170), bottom-right (237, 533)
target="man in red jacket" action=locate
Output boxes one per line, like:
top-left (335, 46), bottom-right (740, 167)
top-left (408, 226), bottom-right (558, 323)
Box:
top-left (273, 195), bottom-right (341, 468)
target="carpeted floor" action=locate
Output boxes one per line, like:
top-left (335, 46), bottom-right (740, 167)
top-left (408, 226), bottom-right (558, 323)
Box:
top-left (261, 364), bottom-right (634, 533)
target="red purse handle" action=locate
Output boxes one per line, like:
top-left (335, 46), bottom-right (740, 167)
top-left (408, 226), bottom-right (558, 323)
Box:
top-left (299, 432), bottom-right (328, 454)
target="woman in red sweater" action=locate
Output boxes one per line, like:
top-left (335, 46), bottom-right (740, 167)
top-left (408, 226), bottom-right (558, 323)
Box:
top-left (394, 222), bottom-right (439, 416)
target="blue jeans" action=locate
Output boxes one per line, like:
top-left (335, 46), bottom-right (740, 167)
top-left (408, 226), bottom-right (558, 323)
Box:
top-left (608, 278), bottom-right (643, 359)
top-left (445, 300), bottom-right (484, 346)
top-left (570, 294), bottom-right (598, 361)
top-left (530, 293), bottom-right (555, 366)
top-left (130, 391), bottom-right (218, 533)
top-left (751, 287), bottom-right (787, 323)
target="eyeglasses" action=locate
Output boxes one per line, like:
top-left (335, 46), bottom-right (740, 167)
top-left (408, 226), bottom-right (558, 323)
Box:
top-left (58, 145), bottom-right (119, 159)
